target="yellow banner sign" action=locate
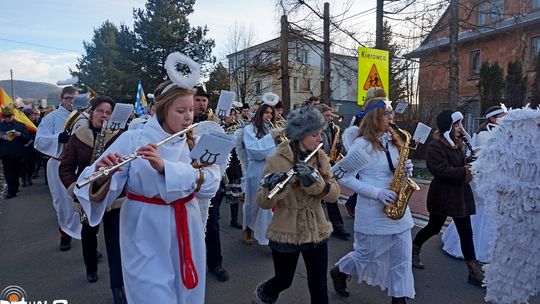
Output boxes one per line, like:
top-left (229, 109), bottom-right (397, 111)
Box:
top-left (357, 47), bottom-right (389, 106)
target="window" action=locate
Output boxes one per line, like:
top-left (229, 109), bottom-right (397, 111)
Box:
top-left (469, 50), bottom-right (481, 76)
top-left (300, 78), bottom-right (311, 92)
top-left (532, 36), bottom-right (540, 67)
top-left (293, 77), bottom-right (299, 92)
top-left (478, 0), bottom-right (504, 25)
top-left (238, 58), bottom-right (245, 68)
top-left (296, 50), bottom-right (308, 64)
top-left (254, 81), bottom-right (262, 95)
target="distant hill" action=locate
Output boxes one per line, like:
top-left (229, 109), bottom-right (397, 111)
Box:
top-left (0, 80), bottom-right (62, 100)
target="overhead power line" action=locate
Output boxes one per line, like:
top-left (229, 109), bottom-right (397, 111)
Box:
top-left (0, 37), bottom-right (80, 53)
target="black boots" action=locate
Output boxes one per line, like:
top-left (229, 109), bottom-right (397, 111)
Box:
top-left (230, 203), bottom-right (242, 229)
top-left (412, 244), bottom-right (425, 269)
top-left (466, 260), bottom-right (485, 286)
top-left (112, 287), bottom-right (127, 304)
top-left (86, 272), bottom-right (98, 283)
top-left (391, 297), bottom-right (407, 304)
top-left (330, 266), bottom-right (350, 297)
top-left (59, 235), bottom-right (72, 251)
top-left (253, 282), bottom-right (277, 304)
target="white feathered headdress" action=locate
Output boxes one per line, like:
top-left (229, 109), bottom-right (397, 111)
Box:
top-left (262, 92), bottom-right (279, 107)
top-left (162, 52), bottom-right (201, 93)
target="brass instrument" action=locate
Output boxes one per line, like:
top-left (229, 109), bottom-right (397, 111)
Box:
top-left (328, 123), bottom-right (343, 164)
top-left (275, 113), bottom-right (287, 128)
top-left (76, 123), bottom-right (199, 188)
top-left (269, 120), bottom-right (288, 142)
top-left (206, 108), bottom-right (216, 121)
top-left (266, 143), bottom-right (323, 200)
top-left (225, 119), bottom-right (245, 134)
top-left (64, 110), bottom-right (89, 134)
top-left (384, 123), bottom-right (421, 220)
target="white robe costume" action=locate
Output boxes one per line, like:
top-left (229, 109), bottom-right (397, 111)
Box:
top-left (442, 128), bottom-right (495, 263)
top-left (242, 123), bottom-right (276, 245)
top-left (473, 108), bottom-right (540, 304)
top-left (34, 105), bottom-right (81, 239)
top-left (332, 132), bottom-right (415, 298)
top-left (74, 116), bottom-right (220, 304)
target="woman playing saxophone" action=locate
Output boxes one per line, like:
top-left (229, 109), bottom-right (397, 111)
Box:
top-left (329, 97), bottom-right (415, 304)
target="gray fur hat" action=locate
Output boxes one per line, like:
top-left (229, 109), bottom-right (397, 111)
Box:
top-left (285, 106), bottom-right (327, 141)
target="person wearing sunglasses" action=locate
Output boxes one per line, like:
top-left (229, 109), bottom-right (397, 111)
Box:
top-left (34, 86), bottom-right (81, 251)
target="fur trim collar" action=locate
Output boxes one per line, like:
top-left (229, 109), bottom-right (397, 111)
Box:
top-left (73, 119), bottom-right (120, 148)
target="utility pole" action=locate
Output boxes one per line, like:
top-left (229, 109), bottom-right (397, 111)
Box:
top-left (448, 0), bottom-right (459, 106)
top-left (322, 2), bottom-right (331, 104)
top-left (10, 69), bottom-right (15, 100)
top-left (375, 0), bottom-right (384, 49)
top-left (280, 14), bottom-right (291, 113)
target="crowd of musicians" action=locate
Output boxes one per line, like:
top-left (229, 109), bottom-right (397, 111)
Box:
top-left (1, 52), bottom-right (538, 304)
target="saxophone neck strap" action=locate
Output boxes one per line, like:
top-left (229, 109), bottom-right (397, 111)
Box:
top-left (383, 142), bottom-right (395, 174)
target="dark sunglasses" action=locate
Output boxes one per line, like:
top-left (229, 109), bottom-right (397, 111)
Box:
top-left (62, 96), bottom-right (74, 100)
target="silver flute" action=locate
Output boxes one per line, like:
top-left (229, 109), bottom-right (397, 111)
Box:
top-left (266, 143), bottom-right (323, 200)
top-left (76, 123), bottom-right (199, 189)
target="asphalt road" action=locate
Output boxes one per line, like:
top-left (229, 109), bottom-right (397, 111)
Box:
top-left (1, 176), bottom-right (539, 304)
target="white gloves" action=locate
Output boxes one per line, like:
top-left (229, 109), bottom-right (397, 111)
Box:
top-left (405, 159), bottom-right (413, 177)
top-left (377, 189), bottom-right (397, 206)
top-left (271, 127), bottom-right (285, 139)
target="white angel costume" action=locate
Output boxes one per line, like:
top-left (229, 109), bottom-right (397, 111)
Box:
top-left (34, 105), bottom-right (81, 238)
top-left (332, 131), bottom-right (415, 298)
top-left (473, 108), bottom-right (540, 304)
top-left (242, 123), bottom-right (277, 245)
top-left (442, 125), bottom-right (497, 263)
top-left (74, 116), bottom-right (221, 304)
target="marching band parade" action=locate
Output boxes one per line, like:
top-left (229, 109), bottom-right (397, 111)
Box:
top-left (1, 2), bottom-right (540, 304)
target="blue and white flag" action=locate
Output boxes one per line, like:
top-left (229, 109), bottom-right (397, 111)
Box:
top-left (134, 80), bottom-right (147, 117)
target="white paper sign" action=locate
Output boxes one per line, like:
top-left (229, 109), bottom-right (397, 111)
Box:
top-left (190, 130), bottom-right (236, 166)
top-left (394, 100), bottom-right (409, 114)
top-left (215, 90), bottom-right (236, 117)
top-left (107, 103), bottom-right (133, 130)
top-left (412, 122), bottom-right (432, 144)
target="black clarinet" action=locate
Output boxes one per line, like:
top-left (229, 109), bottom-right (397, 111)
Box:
top-left (460, 131), bottom-right (477, 162)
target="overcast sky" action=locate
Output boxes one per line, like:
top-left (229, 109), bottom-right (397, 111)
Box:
top-left (0, 0), bottom-right (385, 84)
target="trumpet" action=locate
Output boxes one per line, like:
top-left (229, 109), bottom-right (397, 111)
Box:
top-left (76, 123), bottom-right (199, 188)
top-left (266, 143), bottom-right (323, 199)
top-left (268, 120), bottom-right (288, 142)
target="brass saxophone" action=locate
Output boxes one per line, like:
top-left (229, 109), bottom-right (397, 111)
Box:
top-left (384, 124), bottom-right (421, 220)
top-left (328, 123), bottom-right (343, 164)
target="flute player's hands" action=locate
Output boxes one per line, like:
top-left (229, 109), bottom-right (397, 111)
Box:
top-left (95, 152), bottom-right (124, 172)
top-left (138, 143), bottom-right (165, 174)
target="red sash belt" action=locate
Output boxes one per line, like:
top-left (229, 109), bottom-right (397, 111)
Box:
top-left (51, 156), bottom-right (62, 161)
top-left (127, 192), bottom-right (198, 289)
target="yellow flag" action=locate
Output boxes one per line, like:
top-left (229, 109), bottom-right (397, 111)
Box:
top-left (0, 86), bottom-right (37, 132)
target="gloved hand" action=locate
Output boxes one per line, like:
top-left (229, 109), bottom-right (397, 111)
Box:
top-left (270, 127), bottom-right (285, 139)
top-left (377, 189), bottom-right (397, 206)
top-left (261, 171), bottom-right (288, 190)
top-left (405, 159), bottom-right (413, 177)
top-left (293, 162), bottom-right (320, 187)
top-left (58, 131), bottom-right (71, 143)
